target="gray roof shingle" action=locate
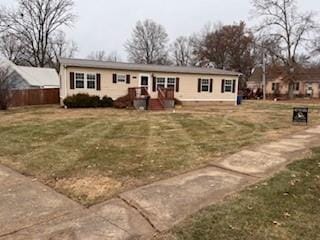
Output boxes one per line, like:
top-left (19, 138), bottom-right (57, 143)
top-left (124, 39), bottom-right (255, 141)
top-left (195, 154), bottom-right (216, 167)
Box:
top-left (59, 58), bottom-right (241, 76)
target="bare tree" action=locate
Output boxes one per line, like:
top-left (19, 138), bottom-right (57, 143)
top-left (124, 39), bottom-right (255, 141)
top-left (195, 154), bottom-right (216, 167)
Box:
top-left (49, 31), bottom-right (78, 70)
top-left (0, 34), bottom-right (25, 65)
top-left (313, 36), bottom-right (320, 55)
top-left (106, 51), bottom-right (122, 62)
top-left (252, 0), bottom-right (318, 98)
top-left (51, 31), bottom-right (77, 59)
top-left (0, 0), bottom-right (76, 67)
top-left (0, 8), bottom-right (6, 34)
top-left (88, 50), bottom-right (107, 61)
top-left (125, 19), bottom-right (169, 64)
top-left (0, 66), bottom-right (13, 110)
top-left (171, 36), bottom-right (193, 66)
top-left (88, 50), bottom-right (122, 62)
top-left (254, 36), bottom-right (284, 66)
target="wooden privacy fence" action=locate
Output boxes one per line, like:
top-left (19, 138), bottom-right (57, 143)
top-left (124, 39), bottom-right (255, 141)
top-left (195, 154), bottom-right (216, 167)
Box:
top-left (10, 88), bottom-right (60, 107)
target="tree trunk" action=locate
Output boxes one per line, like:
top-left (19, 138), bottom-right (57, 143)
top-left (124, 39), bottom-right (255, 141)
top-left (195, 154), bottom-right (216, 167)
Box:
top-left (288, 82), bottom-right (294, 99)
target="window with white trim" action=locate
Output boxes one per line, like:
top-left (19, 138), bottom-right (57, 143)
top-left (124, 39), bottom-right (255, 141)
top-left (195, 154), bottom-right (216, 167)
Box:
top-left (156, 77), bottom-right (166, 90)
top-left (224, 80), bottom-right (233, 92)
top-left (117, 74), bottom-right (126, 83)
top-left (75, 73), bottom-right (85, 89)
top-left (201, 79), bottom-right (209, 92)
top-left (167, 78), bottom-right (176, 90)
top-left (87, 74), bottom-right (96, 89)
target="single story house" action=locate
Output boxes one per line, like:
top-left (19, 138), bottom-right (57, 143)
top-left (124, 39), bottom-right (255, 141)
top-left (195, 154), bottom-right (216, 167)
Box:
top-left (248, 66), bottom-right (320, 98)
top-left (247, 67), bottom-right (264, 91)
top-left (59, 58), bottom-right (241, 109)
top-left (0, 58), bottom-right (59, 89)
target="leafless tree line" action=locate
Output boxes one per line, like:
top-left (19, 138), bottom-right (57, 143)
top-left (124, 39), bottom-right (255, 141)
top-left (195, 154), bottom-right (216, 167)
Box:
top-left (125, 19), bottom-right (256, 81)
top-left (87, 50), bottom-right (122, 62)
top-left (0, 0), bottom-right (319, 87)
top-left (124, 0), bottom-right (319, 92)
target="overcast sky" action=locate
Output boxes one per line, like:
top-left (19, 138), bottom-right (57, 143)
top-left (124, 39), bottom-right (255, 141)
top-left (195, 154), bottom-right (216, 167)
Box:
top-left (0, 0), bottom-right (318, 60)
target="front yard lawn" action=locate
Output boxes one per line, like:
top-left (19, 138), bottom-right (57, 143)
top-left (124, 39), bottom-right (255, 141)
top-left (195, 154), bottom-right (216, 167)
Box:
top-left (157, 148), bottom-right (320, 240)
top-left (0, 101), bottom-right (319, 206)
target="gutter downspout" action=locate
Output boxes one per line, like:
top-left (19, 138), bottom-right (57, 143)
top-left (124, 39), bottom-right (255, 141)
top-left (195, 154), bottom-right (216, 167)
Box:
top-left (64, 65), bottom-right (67, 105)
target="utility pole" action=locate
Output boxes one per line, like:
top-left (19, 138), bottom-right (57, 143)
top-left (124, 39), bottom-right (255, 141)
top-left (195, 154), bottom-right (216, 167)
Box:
top-left (262, 52), bottom-right (266, 100)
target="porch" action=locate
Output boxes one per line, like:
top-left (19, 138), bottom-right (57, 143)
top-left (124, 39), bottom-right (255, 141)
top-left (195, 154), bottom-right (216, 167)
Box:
top-left (128, 87), bottom-right (175, 111)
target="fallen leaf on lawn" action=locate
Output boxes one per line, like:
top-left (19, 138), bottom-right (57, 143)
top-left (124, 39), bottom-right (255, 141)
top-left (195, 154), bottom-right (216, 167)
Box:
top-left (284, 212), bottom-right (291, 218)
top-left (273, 221), bottom-right (281, 226)
top-left (228, 224), bottom-right (235, 230)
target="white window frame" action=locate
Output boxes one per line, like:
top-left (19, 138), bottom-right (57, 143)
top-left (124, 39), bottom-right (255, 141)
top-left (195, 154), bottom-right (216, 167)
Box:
top-left (201, 79), bottom-right (210, 92)
top-left (75, 72), bottom-right (97, 90)
top-left (116, 74), bottom-right (126, 83)
top-left (155, 76), bottom-right (177, 91)
top-left (86, 73), bottom-right (96, 89)
top-left (75, 73), bottom-right (85, 89)
top-left (156, 77), bottom-right (166, 90)
top-left (167, 77), bottom-right (176, 90)
top-left (224, 80), bottom-right (233, 92)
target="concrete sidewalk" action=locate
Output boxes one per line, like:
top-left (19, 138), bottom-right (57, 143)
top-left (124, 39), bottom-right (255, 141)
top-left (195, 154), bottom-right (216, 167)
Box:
top-left (0, 165), bottom-right (82, 237)
top-left (1, 125), bottom-right (320, 239)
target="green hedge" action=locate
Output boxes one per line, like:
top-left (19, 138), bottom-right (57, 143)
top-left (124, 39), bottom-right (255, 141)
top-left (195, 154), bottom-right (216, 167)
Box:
top-left (100, 96), bottom-right (114, 108)
top-left (63, 94), bottom-right (113, 108)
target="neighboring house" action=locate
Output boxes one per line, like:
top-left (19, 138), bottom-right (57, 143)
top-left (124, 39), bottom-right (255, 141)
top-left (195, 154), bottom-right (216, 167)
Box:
top-left (59, 58), bottom-right (241, 109)
top-left (248, 66), bottom-right (320, 98)
top-left (0, 58), bottom-right (59, 89)
top-left (247, 67), bottom-right (264, 91)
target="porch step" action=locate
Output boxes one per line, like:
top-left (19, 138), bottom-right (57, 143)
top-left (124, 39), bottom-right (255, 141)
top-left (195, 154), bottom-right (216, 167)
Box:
top-left (148, 99), bottom-right (164, 111)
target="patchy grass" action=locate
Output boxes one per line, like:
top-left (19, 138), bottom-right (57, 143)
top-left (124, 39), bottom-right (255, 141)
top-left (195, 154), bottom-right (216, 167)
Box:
top-left (0, 101), bottom-right (319, 206)
top-left (157, 148), bottom-right (320, 240)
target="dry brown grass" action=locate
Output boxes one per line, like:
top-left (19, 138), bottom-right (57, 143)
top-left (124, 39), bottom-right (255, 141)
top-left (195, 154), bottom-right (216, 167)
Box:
top-left (0, 101), bottom-right (319, 206)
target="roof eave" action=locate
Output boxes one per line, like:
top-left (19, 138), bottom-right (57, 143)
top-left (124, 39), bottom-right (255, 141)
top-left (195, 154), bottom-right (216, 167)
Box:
top-left (61, 63), bottom-right (240, 77)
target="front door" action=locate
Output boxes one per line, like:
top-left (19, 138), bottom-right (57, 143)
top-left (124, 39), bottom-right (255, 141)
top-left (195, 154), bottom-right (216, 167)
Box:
top-left (140, 75), bottom-right (149, 91)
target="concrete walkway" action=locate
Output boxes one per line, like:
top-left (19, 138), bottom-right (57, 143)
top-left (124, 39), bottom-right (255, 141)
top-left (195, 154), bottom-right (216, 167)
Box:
top-left (1, 125), bottom-right (320, 239)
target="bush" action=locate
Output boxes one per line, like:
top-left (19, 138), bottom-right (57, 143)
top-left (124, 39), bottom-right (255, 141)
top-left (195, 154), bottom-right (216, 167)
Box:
top-left (100, 96), bottom-right (114, 108)
top-left (114, 95), bottom-right (132, 109)
top-left (64, 94), bottom-right (101, 108)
